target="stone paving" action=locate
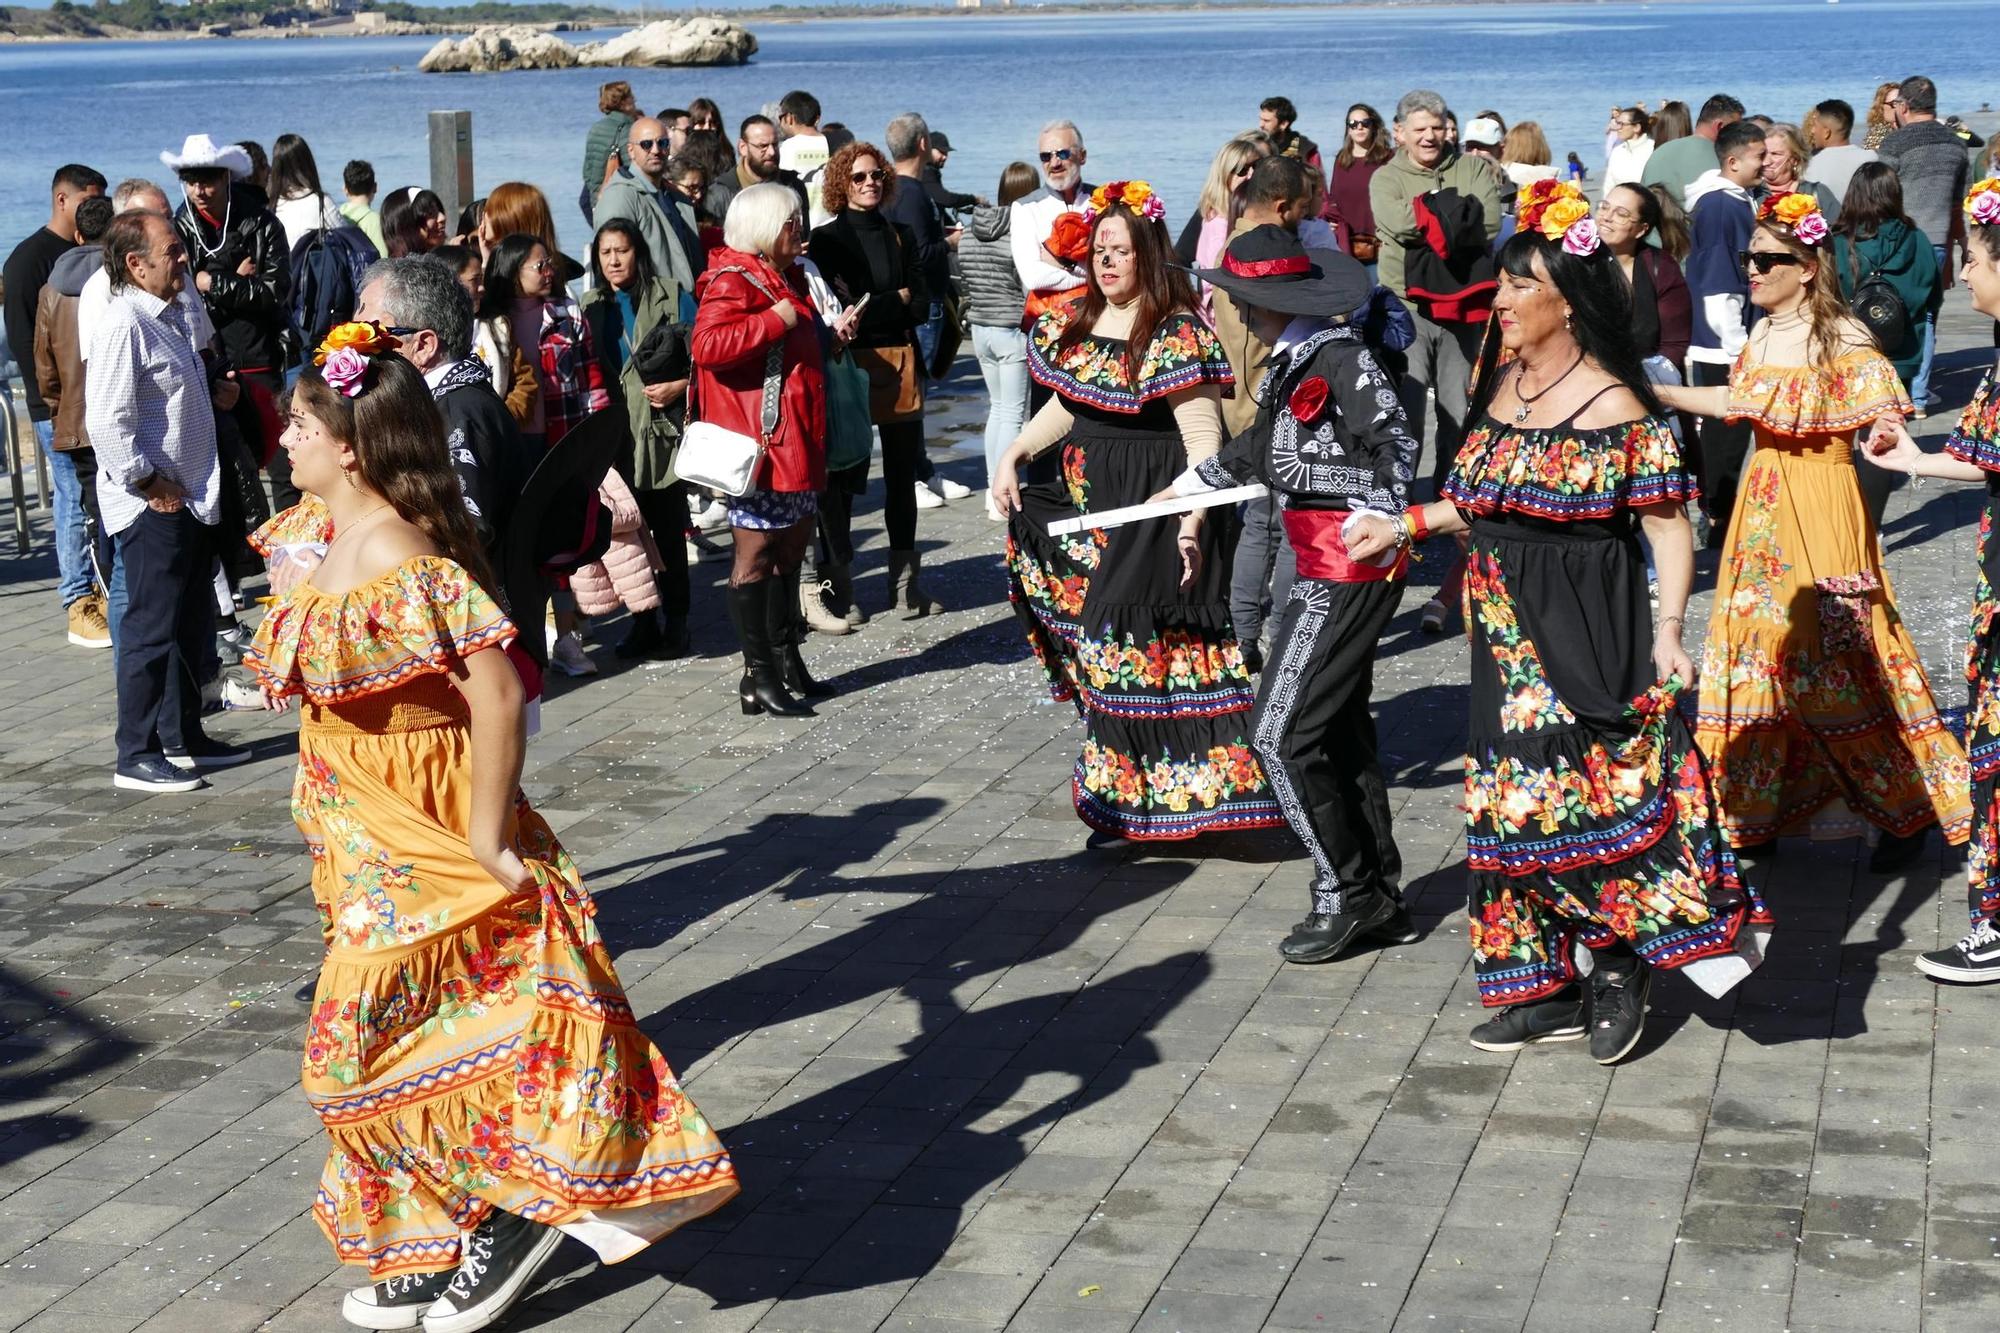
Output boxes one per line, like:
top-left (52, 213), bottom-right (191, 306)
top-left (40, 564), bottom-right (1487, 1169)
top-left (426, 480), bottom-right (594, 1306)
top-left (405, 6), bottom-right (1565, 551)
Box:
top-left (3, 298), bottom-right (2000, 1333)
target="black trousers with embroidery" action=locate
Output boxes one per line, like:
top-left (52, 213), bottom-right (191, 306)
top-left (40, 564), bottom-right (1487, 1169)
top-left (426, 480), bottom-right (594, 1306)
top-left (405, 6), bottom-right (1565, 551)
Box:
top-left (1250, 576), bottom-right (1404, 915)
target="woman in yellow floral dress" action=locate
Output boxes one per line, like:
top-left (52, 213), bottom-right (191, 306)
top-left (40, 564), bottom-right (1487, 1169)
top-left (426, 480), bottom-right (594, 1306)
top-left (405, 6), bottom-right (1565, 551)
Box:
top-left (1660, 194), bottom-right (1970, 872)
top-left (245, 325), bottom-right (736, 1333)
top-left (992, 182), bottom-right (1281, 841)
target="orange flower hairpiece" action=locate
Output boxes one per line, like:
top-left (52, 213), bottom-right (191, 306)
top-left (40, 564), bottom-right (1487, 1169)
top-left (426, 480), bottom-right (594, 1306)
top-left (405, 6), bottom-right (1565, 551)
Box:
top-left (1756, 192), bottom-right (1828, 245)
top-left (1515, 179), bottom-right (1599, 255)
top-left (314, 321), bottom-right (402, 398)
top-left (1084, 180), bottom-right (1166, 225)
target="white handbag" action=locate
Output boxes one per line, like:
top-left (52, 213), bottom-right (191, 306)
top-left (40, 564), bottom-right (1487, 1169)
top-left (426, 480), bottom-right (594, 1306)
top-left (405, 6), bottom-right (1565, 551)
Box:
top-left (678, 268), bottom-right (785, 498)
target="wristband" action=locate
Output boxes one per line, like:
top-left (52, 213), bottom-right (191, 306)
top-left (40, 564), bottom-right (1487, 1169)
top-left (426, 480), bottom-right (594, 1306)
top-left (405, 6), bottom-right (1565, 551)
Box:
top-left (1404, 504), bottom-right (1430, 542)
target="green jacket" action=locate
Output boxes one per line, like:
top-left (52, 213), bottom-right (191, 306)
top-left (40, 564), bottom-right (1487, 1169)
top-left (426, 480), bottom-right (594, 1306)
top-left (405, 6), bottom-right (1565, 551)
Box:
top-left (581, 275), bottom-right (685, 490)
top-left (583, 110), bottom-right (636, 197)
top-left (1368, 149), bottom-right (1503, 298)
top-left (1832, 220), bottom-right (1943, 382)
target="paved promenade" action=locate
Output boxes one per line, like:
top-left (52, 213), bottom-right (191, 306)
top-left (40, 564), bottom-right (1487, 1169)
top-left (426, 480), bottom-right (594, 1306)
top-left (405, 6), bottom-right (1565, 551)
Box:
top-left (3, 298), bottom-right (1999, 1333)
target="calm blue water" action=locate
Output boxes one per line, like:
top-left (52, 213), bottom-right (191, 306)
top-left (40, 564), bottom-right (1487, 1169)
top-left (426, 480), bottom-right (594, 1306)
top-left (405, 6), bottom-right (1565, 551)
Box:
top-left (2, 0), bottom-right (1996, 253)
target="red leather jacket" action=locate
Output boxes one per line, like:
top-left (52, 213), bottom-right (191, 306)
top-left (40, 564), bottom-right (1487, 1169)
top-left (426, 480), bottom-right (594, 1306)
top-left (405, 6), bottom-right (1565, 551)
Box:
top-left (689, 246), bottom-right (827, 494)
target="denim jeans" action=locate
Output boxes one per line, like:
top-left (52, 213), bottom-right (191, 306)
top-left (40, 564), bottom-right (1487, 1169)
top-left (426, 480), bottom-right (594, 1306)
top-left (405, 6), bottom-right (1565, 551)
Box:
top-left (1231, 491), bottom-right (1297, 645)
top-left (970, 324), bottom-right (1029, 482)
top-left (1912, 244), bottom-right (1946, 408)
top-left (41, 424), bottom-right (95, 607)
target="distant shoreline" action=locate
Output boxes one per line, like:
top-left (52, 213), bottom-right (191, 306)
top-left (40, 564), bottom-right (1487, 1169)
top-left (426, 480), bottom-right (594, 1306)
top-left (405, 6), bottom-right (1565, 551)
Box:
top-left (0, 0), bottom-right (1708, 46)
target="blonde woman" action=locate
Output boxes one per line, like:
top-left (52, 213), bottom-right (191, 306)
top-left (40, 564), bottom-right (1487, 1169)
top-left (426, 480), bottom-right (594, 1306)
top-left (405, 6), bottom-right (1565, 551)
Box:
top-left (1499, 121), bottom-right (1558, 189)
top-left (1656, 194), bottom-right (1970, 873)
top-left (1174, 132), bottom-right (1273, 313)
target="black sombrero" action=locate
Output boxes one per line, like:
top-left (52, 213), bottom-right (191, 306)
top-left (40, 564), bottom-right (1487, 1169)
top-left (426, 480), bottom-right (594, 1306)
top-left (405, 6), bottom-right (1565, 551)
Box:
top-left (1191, 224), bottom-right (1371, 318)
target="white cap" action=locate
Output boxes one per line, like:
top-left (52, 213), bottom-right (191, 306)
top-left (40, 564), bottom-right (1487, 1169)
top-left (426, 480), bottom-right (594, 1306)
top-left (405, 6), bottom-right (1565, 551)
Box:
top-left (1462, 117), bottom-right (1504, 148)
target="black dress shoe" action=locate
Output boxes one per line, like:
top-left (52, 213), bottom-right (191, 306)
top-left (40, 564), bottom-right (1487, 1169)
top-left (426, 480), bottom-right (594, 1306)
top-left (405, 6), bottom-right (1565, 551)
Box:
top-left (295, 972), bottom-right (319, 1004)
top-left (1278, 893), bottom-right (1400, 964)
top-left (342, 1268), bottom-right (455, 1329)
top-left (114, 755), bottom-right (207, 793)
top-left (1241, 640), bottom-right (1264, 675)
top-left (1371, 904), bottom-right (1422, 945)
top-left (613, 610), bottom-right (668, 661)
top-left (1870, 826), bottom-right (1931, 873)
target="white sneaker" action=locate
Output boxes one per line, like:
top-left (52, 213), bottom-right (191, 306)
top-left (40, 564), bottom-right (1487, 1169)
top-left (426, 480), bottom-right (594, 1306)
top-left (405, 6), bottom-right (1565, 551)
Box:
top-left (550, 632), bottom-right (597, 678)
top-left (914, 481), bottom-right (947, 510)
top-left (936, 477), bottom-right (973, 500)
top-left (222, 677), bottom-right (267, 710)
top-left (692, 498), bottom-right (731, 532)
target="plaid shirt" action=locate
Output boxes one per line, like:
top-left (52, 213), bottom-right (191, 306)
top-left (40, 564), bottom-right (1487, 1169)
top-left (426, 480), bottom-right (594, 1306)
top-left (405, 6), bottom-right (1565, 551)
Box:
top-left (83, 285), bottom-right (219, 536)
top-left (536, 295), bottom-right (609, 446)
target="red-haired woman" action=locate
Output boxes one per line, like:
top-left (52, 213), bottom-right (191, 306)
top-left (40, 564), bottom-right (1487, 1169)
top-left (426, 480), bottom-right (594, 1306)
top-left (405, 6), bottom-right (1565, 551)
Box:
top-left (992, 181), bottom-right (1281, 844)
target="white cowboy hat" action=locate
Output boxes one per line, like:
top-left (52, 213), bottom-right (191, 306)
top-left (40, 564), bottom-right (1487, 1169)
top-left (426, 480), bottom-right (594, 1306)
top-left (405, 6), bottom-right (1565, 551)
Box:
top-left (160, 133), bottom-right (253, 179)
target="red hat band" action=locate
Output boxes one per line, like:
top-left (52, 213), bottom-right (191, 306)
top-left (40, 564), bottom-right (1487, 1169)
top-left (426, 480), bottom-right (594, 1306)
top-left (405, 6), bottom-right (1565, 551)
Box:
top-left (1223, 252), bottom-right (1312, 280)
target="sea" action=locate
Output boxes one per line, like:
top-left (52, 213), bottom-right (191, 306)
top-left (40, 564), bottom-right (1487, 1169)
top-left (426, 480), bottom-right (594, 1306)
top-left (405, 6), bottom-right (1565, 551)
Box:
top-left (1, 0), bottom-right (1995, 253)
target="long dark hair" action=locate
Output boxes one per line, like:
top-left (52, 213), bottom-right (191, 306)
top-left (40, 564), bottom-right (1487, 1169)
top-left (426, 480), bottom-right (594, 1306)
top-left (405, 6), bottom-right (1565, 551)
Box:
top-left (383, 187), bottom-right (445, 258)
top-left (1468, 230), bottom-right (1662, 423)
top-left (590, 217), bottom-right (658, 292)
top-left (1335, 103), bottom-right (1391, 171)
top-left (1645, 184), bottom-right (1692, 262)
top-left (1054, 203), bottom-right (1198, 374)
top-left (292, 352), bottom-right (500, 598)
top-left (269, 132), bottom-right (326, 205)
top-left (1837, 161), bottom-right (1911, 242)
top-left (479, 233), bottom-right (544, 320)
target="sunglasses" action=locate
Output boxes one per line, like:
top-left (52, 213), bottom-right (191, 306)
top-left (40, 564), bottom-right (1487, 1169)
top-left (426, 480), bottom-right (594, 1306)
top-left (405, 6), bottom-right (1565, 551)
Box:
top-left (527, 258), bottom-right (554, 272)
top-left (632, 138), bottom-right (669, 152)
top-left (1738, 250), bottom-right (1805, 274)
top-left (1233, 161), bottom-right (1257, 178)
top-left (849, 168), bottom-right (887, 185)
top-left (1347, 118), bottom-right (1377, 129)
top-left (1038, 148), bottom-right (1076, 164)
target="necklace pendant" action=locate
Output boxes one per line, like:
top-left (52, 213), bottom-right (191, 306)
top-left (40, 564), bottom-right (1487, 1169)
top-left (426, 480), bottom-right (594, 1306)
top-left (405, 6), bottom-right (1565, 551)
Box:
top-left (1513, 404), bottom-right (1530, 425)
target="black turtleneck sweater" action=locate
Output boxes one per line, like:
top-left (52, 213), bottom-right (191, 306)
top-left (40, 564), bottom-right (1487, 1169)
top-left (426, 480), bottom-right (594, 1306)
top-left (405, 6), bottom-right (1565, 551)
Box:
top-left (808, 207), bottom-right (927, 349)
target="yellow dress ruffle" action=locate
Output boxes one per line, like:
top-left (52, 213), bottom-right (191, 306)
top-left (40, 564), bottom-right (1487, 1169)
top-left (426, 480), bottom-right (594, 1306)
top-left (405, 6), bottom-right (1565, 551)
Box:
top-left (249, 494), bottom-right (335, 557)
top-left (1696, 348), bottom-right (1969, 845)
top-left (249, 558), bottom-right (738, 1276)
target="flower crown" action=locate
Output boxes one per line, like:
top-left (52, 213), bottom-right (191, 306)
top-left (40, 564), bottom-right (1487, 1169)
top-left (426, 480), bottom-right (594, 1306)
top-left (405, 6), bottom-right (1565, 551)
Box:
top-left (1515, 179), bottom-right (1599, 256)
top-left (313, 321), bottom-right (402, 398)
top-left (1756, 192), bottom-right (1829, 246)
top-left (1083, 180), bottom-right (1167, 226)
top-left (1966, 178), bottom-right (2000, 227)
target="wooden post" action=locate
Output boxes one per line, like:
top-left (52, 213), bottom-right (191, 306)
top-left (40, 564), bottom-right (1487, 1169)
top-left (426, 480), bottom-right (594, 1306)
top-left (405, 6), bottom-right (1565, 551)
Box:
top-left (429, 110), bottom-right (474, 227)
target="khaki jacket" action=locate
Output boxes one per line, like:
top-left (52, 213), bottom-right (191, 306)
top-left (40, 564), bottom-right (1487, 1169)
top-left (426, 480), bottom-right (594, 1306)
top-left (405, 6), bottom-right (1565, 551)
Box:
top-left (1208, 217), bottom-right (1272, 438)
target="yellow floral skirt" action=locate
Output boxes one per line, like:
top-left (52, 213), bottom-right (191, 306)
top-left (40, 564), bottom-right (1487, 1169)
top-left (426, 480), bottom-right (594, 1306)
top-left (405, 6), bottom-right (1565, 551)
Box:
top-left (1694, 433), bottom-right (1971, 845)
top-left (296, 680), bottom-right (737, 1276)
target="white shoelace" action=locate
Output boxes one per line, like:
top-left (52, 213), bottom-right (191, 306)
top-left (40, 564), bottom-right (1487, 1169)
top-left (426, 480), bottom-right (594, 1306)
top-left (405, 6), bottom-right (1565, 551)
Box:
top-left (445, 1228), bottom-right (495, 1301)
top-left (1955, 921), bottom-right (2000, 955)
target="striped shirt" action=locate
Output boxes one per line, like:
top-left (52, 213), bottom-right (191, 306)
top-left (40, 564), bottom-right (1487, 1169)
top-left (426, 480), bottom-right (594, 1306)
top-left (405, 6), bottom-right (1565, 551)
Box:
top-left (84, 284), bottom-right (220, 535)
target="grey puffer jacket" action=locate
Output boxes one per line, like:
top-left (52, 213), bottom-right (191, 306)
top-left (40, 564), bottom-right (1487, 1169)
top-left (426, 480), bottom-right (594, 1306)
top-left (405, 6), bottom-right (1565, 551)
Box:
top-left (959, 204), bottom-right (1026, 329)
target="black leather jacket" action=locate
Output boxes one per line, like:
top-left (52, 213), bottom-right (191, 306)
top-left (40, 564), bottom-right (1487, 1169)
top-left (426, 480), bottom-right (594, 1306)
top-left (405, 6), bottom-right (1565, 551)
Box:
top-left (174, 183), bottom-right (292, 373)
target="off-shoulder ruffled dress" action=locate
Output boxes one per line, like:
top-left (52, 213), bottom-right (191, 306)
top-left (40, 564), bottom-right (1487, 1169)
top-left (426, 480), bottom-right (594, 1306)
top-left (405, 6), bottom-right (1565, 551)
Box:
top-left (1693, 349), bottom-right (1971, 846)
top-left (1004, 308), bottom-right (1283, 840)
top-left (244, 523), bottom-right (737, 1278)
top-left (1445, 409), bottom-right (1772, 1006)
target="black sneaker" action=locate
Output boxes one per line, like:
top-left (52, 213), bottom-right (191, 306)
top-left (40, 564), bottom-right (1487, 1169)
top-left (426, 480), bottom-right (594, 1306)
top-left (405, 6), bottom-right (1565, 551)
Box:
top-left (164, 733), bottom-right (254, 771)
top-left (1588, 962), bottom-right (1652, 1065)
top-left (1371, 904), bottom-right (1422, 945)
top-left (1917, 920), bottom-right (2000, 983)
top-left (113, 755), bottom-right (207, 793)
top-left (1241, 640), bottom-right (1265, 674)
top-left (1469, 989), bottom-right (1587, 1052)
top-left (342, 1269), bottom-right (456, 1330)
top-left (421, 1209), bottom-right (564, 1333)
top-left (1278, 892), bottom-right (1400, 964)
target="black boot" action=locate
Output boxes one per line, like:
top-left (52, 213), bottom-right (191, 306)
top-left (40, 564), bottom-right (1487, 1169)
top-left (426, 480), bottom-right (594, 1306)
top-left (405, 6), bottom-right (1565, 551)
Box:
top-left (729, 582), bottom-right (813, 717)
top-left (772, 567), bottom-right (834, 699)
top-left (1870, 825), bottom-right (1931, 874)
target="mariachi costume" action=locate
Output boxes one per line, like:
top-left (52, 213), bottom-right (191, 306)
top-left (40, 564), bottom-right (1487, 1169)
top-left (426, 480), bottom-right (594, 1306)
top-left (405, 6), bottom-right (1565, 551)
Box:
top-left (1182, 228), bottom-right (1422, 962)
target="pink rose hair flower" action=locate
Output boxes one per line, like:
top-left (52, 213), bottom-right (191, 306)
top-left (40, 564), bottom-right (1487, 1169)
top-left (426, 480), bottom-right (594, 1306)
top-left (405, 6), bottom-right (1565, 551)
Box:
top-left (321, 347), bottom-right (371, 398)
top-left (1970, 190), bottom-right (2000, 227)
top-left (1792, 211), bottom-right (1829, 247)
top-left (1561, 216), bottom-right (1601, 257)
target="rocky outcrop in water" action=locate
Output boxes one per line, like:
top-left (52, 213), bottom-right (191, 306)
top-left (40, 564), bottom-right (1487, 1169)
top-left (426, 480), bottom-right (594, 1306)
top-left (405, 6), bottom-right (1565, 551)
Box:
top-left (418, 24), bottom-right (578, 72)
top-left (579, 16), bottom-right (757, 68)
top-left (419, 17), bottom-right (755, 73)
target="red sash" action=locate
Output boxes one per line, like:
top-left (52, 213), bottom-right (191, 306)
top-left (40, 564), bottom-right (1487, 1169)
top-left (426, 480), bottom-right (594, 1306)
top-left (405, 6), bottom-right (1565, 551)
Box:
top-left (1283, 508), bottom-right (1406, 583)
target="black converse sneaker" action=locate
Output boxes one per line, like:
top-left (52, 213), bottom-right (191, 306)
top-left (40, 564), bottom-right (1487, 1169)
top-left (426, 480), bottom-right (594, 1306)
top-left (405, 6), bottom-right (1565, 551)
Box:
top-left (421, 1209), bottom-right (564, 1333)
top-left (1468, 989), bottom-right (1587, 1052)
top-left (342, 1269), bottom-right (457, 1330)
top-left (1588, 962), bottom-right (1652, 1065)
top-left (1917, 920), bottom-right (2000, 983)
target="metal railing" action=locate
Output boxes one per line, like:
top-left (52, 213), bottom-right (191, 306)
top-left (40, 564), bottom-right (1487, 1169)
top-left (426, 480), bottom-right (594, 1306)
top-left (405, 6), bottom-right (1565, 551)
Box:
top-left (0, 370), bottom-right (52, 557)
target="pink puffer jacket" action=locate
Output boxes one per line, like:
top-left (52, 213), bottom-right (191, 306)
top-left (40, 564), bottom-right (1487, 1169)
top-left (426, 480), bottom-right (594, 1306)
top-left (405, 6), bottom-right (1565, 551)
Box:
top-left (571, 469), bottom-right (664, 617)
